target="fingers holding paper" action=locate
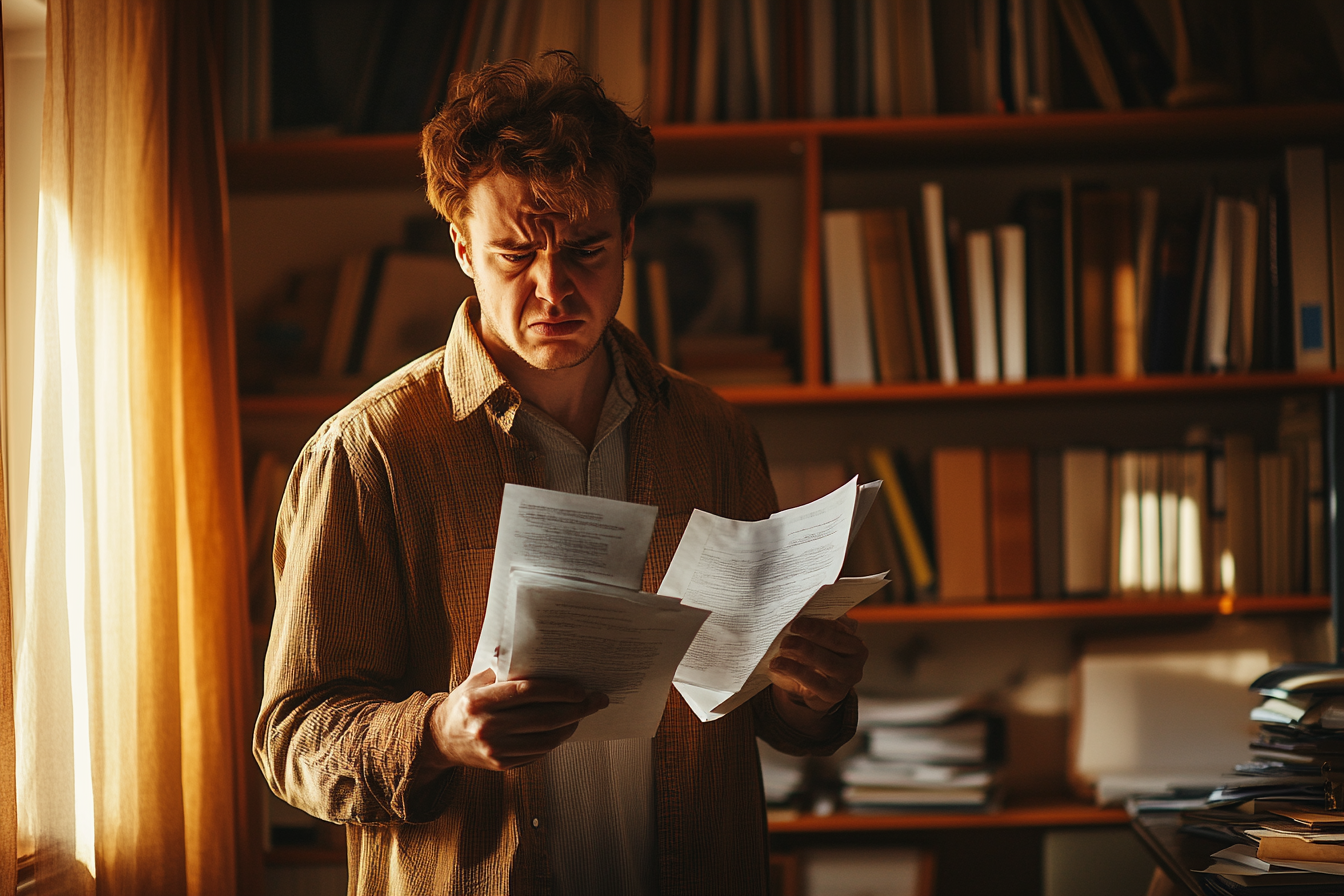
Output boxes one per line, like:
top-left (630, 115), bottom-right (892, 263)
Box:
top-left (768, 615), bottom-right (868, 716)
top-left (423, 668), bottom-right (609, 772)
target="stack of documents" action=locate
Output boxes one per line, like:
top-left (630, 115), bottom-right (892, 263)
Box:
top-left (472, 478), bottom-right (889, 741)
top-left (1246, 664), bottom-right (1344, 777)
top-left (839, 696), bottom-right (1001, 811)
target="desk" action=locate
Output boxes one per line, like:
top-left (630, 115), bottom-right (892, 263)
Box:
top-left (1127, 810), bottom-right (1208, 896)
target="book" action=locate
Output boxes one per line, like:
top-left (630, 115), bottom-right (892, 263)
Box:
top-left (320, 252), bottom-right (376, 379)
top-left (988, 448), bottom-right (1035, 600)
top-left (862, 209), bottom-right (918, 383)
top-left (894, 0), bottom-right (938, 115)
top-left (1062, 176), bottom-right (1076, 375)
top-left (1331, 161), bottom-right (1344, 370)
top-left (1258, 452), bottom-right (1292, 596)
top-left (1177, 449), bottom-right (1207, 595)
top-left (809, 0), bottom-right (834, 117)
top-left (747, 0), bottom-right (773, 118)
top-left (978, 0), bottom-right (1001, 113)
top-left (1062, 448), bottom-right (1108, 595)
top-left (870, 0), bottom-right (897, 117)
top-left (947, 218), bottom-right (976, 381)
top-left (1034, 448), bottom-right (1063, 598)
top-left (1108, 190), bottom-right (1137, 378)
top-left (822, 210), bottom-right (877, 384)
top-left (359, 251), bottom-right (473, 378)
top-left (1203, 196), bottom-right (1237, 371)
top-left (1229, 198), bottom-right (1259, 373)
top-left (867, 447), bottom-right (937, 596)
top-left (1157, 451), bottom-right (1180, 593)
top-left (921, 183), bottom-right (960, 384)
top-left (1079, 0), bottom-right (1172, 107)
top-left (892, 208), bottom-right (930, 380)
top-left (1144, 217), bottom-right (1195, 374)
top-left (1053, 0), bottom-right (1124, 110)
top-left (1285, 145), bottom-right (1333, 371)
top-left (1182, 187), bottom-right (1217, 373)
top-left (966, 229), bottom-right (1000, 383)
top-left (1015, 190), bottom-right (1066, 378)
top-left (1132, 187), bottom-right (1159, 374)
top-left (1114, 451), bottom-right (1141, 594)
top-left (594, 0), bottom-right (649, 112)
top-left (930, 0), bottom-right (977, 113)
top-left (692, 0), bottom-right (720, 121)
top-left (1076, 189), bottom-right (1112, 375)
top-left (995, 224), bottom-right (1027, 383)
top-left (1224, 433), bottom-right (1260, 596)
top-left (932, 447), bottom-right (989, 602)
top-left (1138, 451), bottom-right (1161, 593)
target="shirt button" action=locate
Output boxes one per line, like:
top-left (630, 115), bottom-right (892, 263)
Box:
top-left (531, 817), bottom-right (540, 828)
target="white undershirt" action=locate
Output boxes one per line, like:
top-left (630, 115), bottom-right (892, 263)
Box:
top-left (510, 351), bottom-right (656, 896)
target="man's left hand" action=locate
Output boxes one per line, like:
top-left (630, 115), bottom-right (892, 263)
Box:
top-left (767, 615), bottom-right (868, 736)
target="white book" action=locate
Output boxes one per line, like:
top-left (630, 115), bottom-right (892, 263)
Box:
top-left (967, 230), bottom-right (1000, 383)
top-left (1139, 452), bottom-right (1161, 593)
top-left (995, 224), bottom-right (1027, 382)
top-left (1159, 452), bottom-right (1182, 594)
top-left (921, 183), bottom-right (959, 383)
top-left (1116, 452), bottom-right (1141, 593)
top-left (1134, 188), bottom-right (1160, 374)
top-left (822, 210), bottom-right (877, 384)
top-left (1063, 448), bottom-right (1109, 594)
top-left (1286, 146), bottom-right (1332, 371)
top-left (1203, 197), bottom-right (1236, 372)
top-left (1182, 448), bottom-right (1214, 596)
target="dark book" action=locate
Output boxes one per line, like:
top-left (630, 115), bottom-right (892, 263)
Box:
top-left (1050, 0), bottom-right (1103, 109)
top-left (947, 218), bottom-right (975, 381)
top-left (833, 0), bottom-right (859, 117)
top-left (1144, 216), bottom-right (1195, 374)
top-left (341, 0), bottom-right (400, 134)
top-left (363, 0), bottom-right (468, 133)
top-left (1182, 187), bottom-right (1216, 374)
top-left (671, 0), bottom-right (698, 122)
top-left (931, 0), bottom-right (976, 113)
top-left (1078, 0), bottom-right (1173, 107)
top-left (989, 448), bottom-right (1035, 600)
top-left (1015, 190), bottom-right (1066, 378)
top-left (1034, 448), bottom-right (1063, 599)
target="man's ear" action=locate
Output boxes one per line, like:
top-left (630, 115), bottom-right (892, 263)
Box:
top-left (621, 218), bottom-right (635, 260)
top-left (450, 222), bottom-right (475, 280)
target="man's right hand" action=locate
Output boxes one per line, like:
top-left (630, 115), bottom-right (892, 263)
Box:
top-left (420, 668), bottom-right (609, 773)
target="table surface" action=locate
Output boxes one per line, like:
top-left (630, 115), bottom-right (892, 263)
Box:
top-left (1128, 810), bottom-right (1213, 896)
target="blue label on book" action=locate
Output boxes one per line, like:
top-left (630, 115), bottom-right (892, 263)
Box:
top-left (1302, 306), bottom-right (1325, 351)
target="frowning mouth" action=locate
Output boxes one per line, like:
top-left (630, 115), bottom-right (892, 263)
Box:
top-left (529, 319), bottom-right (585, 338)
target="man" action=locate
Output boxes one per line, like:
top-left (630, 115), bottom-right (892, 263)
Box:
top-left (255, 53), bottom-right (868, 895)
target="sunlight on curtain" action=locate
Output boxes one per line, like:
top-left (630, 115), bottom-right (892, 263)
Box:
top-left (0, 23), bottom-right (20, 896)
top-left (14, 0), bottom-right (254, 893)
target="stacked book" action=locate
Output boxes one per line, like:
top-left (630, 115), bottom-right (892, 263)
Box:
top-left (1129, 663), bottom-right (1344, 893)
top-left (840, 696), bottom-right (1001, 811)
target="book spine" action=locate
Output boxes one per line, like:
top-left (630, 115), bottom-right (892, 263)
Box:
top-left (921, 183), bottom-right (960, 384)
top-left (1286, 145), bottom-right (1332, 371)
top-left (995, 224), bottom-right (1028, 382)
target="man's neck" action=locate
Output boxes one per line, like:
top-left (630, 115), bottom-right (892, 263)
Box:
top-left (495, 339), bottom-right (612, 451)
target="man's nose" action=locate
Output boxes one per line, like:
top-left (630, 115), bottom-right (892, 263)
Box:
top-left (533, 252), bottom-right (574, 306)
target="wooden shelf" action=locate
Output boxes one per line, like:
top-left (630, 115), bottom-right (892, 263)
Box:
top-left (768, 798), bottom-right (1127, 833)
top-left (226, 104), bottom-right (1344, 192)
top-left (849, 595), bottom-right (1331, 624)
top-left (238, 371), bottom-right (1344, 418)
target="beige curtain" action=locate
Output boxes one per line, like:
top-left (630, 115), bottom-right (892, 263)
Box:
top-left (15, 0), bottom-right (256, 893)
top-left (1, 23), bottom-right (19, 896)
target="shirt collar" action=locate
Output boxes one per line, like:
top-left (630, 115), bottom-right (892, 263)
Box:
top-left (441, 297), bottom-right (672, 426)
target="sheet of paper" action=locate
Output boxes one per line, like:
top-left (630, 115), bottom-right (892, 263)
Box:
top-left (472, 484), bottom-right (659, 675)
top-left (774, 478), bottom-right (882, 552)
top-left (675, 573), bottom-right (888, 722)
top-left (501, 569), bottom-right (709, 741)
top-left (662, 477), bottom-right (860, 693)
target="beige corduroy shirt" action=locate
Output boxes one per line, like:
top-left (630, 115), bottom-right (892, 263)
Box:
top-left (254, 298), bottom-right (858, 895)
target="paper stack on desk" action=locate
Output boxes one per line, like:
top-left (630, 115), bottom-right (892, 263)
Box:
top-left (473, 478), bottom-right (887, 738)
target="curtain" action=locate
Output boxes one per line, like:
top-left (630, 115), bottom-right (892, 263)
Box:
top-left (1, 24), bottom-right (19, 896)
top-left (14, 0), bottom-right (256, 893)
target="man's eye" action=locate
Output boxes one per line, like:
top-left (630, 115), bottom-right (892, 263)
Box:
top-left (571, 246), bottom-right (604, 259)
top-left (501, 252), bottom-right (532, 264)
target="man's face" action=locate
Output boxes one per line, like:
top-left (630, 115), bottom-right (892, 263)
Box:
top-left (451, 173), bottom-right (632, 373)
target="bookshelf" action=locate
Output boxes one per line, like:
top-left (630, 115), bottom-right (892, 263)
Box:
top-left (229, 104), bottom-right (1344, 895)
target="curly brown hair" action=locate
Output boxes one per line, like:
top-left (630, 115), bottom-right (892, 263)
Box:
top-left (421, 52), bottom-right (656, 234)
